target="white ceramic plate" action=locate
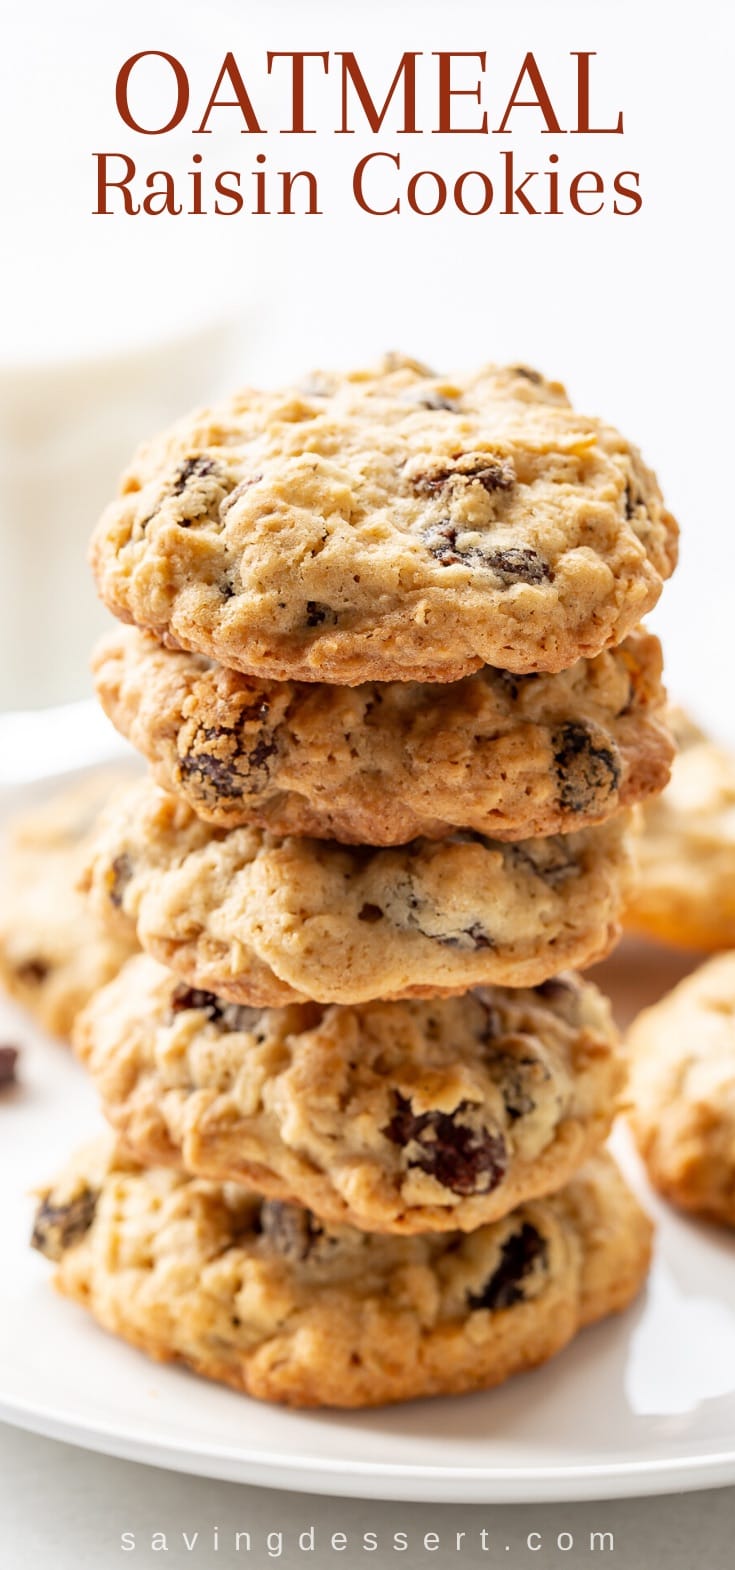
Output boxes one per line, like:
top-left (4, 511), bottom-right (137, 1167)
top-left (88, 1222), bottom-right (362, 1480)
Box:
top-left (1, 762), bottom-right (734, 1503)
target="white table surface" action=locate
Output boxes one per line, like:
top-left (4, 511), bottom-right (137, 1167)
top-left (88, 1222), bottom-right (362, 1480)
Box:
top-left (0, 1421), bottom-right (731, 1569)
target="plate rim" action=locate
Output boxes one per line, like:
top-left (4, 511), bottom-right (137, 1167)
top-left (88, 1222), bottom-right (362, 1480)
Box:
top-left (2, 1390), bottom-right (735, 1503)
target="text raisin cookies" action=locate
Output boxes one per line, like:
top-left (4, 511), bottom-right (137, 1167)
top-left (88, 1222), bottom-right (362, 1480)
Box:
top-left (627, 953), bottom-right (735, 1226)
top-left (0, 771), bottom-right (139, 1038)
top-left (89, 357), bottom-right (677, 685)
top-left (93, 624), bottom-right (672, 844)
top-left (74, 954), bottom-right (624, 1235)
top-left (33, 356), bottom-right (677, 1408)
top-left (32, 1141), bottom-right (651, 1409)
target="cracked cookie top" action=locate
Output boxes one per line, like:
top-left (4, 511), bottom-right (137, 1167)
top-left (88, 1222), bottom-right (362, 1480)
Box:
top-left (89, 357), bottom-right (678, 685)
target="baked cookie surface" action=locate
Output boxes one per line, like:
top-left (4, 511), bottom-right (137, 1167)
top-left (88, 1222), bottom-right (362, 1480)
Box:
top-left (625, 711), bottom-right (735, 950)
top-left (75, 955), bottom-right (623, 1234)
top-left (0, 770), bottom-right (139, 1038)
top-left (93, 626), bottom-right (672, 845)
top-left (32, 1141), bottom-right (652, 1408)
top-left (89, 357), bottom-right (677, 685)
top-left (628, 952), bottom-right (735, 1225)
top-left (81, 779), bottom-right (631, 1005)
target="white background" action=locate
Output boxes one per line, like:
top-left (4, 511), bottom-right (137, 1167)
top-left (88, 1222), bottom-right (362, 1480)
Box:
top-left (1, 1), bottom-right (734, 1563)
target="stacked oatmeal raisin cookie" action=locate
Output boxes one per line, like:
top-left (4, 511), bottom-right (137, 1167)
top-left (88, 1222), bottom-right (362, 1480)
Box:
top-left (32, 356), bottom-right (678, 1407)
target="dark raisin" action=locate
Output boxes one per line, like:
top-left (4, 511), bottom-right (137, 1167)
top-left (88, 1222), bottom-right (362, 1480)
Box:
top-left (467, 1222), bottom-right (548, 1311)
top-left (511, 839), bottom-right (578, 888)
top-left (475, 996), bottom-right (503, 1041)
top-left (259, 1200), bottom-right (323, 1261)
top-left (358, 903), bottom-right (385, 923)
top-left (535, 977), bottom-right (575, 1003)
top-left (426, 531), bottom-right (551, 584)
top-left (179, 752), bottom-right (242, 799)
top-left (426, 522), bottom-right (462, 565)
top-left (472, 464), bottom-right (515, 495)
top-left (418, 394), bottom-right (460, 412)
top-left (488, 1053), bottom-right (538, 1121)
top-left (439, 923), bottom-right (494, 951)
top-left (386, 872), bottom-right (494, 951)
top-left (171, 456), bottom-right (215, 496)
top-left (169, 983), bottom-right (262, 1034)
top-left (624, 483), bottom-right (644, 520)
top-left (305, 601), bottom-right (335, 628)
top-left (510, 365), bottom-right (543, 385)
top-left (219, 475), bottom-right (264, 518)
top-left (553, 723), bottom-right (621, 814)
top-left (495, 668), bottom-right (521, 703)
top-left (248, 736), bottom-right (278, 772)
top-left (483, 547), bottom-right (551, 585)
top-left (229, 701), bottom-right (272, 729)
top-left (0, 1045), bottom-right (19, 1087)
top-left (15, 958), bottom-right (49, 986)
top-left (414, 458), bottom-right (514, 498)
top-left (170, 983), bottom-right (224, 1018)
top-left (109, 852), bottom-right (133, 908)
top-left (383, 1094), bottom-right (507, 1196)
top-left (533, 976), bottom-right (581, 1026)
top-left (180, 731), bottom-right (277, 801)
top-left (31, 1186), bottom-right (98, 1262)
top-left (167, 456), bottom-right (240, 528)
